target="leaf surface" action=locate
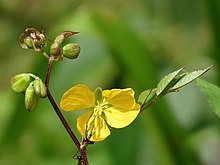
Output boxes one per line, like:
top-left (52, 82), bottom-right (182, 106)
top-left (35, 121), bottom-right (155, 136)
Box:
top-left (156, 68), bottom-right (184, 96)
top-left (171, 66), bottom-right (212, 91)
top-left (196, 78), bottom-right (220, 118)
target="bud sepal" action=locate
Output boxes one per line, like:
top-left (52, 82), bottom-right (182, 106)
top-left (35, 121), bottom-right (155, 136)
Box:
top-left (11, 73), bottom-right (32, 93)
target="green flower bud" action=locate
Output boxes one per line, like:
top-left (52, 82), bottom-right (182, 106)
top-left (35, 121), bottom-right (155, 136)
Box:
top-left (50, 42), bottom-right (61, 56)
top-left (25, 83), bottom-right (38, 111)
top-left (33, 78), bottom-right (47, 98)
top-left (63, 43), bottom-right (80, 59)
top-left (49, 31), bottom-right (79, 61)
top-left (23, 36), bottom-right (34, 49)
top-left (11, 73), bottom-right (32, 93)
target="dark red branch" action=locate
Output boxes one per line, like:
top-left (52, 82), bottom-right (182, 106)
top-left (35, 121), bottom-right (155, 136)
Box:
top-left (45, 59), bottom-right (88, 165)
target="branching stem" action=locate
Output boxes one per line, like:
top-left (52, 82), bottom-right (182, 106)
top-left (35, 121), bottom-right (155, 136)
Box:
top-left (45, 58), bottom-right (89, 165)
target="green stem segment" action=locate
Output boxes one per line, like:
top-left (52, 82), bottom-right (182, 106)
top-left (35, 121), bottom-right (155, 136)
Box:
top-left (45, 59), bottom-right (89, 165)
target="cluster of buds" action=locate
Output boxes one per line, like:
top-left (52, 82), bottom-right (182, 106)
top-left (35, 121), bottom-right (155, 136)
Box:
top-left (11, 73), bottom-right (47, 111)
top-left (19, 28), bottom-right (81, 62)
top-left (50, 31), bottom-right (80, 61)
top-left (19, 28), bottom-right (47, 52)
top-left (14, 28), bottom-right (81, 110)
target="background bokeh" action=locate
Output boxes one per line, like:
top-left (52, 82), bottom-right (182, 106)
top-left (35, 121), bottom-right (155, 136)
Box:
top-left (1, 0), bottom-right (220, 164)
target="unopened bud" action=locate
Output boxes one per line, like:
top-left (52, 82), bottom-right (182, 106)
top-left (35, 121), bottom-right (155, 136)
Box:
top-left (25, 83), bottom-right (38, 111)
top-left (23, 36), bottom-right (34, 49)
top-left (33, 78), bottom-right (47, 98)
top-left (63, 43), bottom-right (80, 59)
top-left (11, 73), bottom-right (32, 93)
top-left (19, 28), bottom-right (47, 51)
top-left (49, 31), bottom-right (79, 61)
top-left (50, 42), bottom-right (61, 56)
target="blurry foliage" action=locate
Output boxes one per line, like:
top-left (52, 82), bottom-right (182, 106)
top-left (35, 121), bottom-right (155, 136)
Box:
top-left (0, 0), bottom-right (220, 165)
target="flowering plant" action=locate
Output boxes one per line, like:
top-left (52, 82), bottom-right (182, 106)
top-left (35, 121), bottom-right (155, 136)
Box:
top-left (60, 84), bottom-right (140, 141)
top-left (11, 27), bottom-right (211, 165)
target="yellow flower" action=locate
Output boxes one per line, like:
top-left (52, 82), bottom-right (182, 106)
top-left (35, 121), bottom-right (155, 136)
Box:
top-left (60, 84), bottom-right (140, 142)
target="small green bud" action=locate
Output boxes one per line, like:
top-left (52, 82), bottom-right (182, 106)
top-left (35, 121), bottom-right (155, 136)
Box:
top-left (63, 43), bottom-right (80, 59)
top-left (50, 42), bottom-right (61, 56)
top-left (23, 36), bottom-right (34, 49)
top-left (11, 73), bottom-right (32, 93)
top-left (49, 31), bottom-right (79, 61)
top-left (25, 83), bottom-right (38, 111)
top-left (33, 78), bottom-right (47, 98)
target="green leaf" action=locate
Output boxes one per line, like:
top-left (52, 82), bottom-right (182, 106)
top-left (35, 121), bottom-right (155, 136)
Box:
top-left (170, 66), bottom-right (212, 91)
top-left (138, 88), bottom-right (157, 107)
top-left (196, 79), bottom-right (220, 117)
top-left (156, 68), bottom-right (184, 96)
top-left (138, 89), bottom-right (152, 106)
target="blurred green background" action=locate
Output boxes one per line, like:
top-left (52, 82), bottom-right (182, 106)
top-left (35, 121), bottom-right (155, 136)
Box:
top-left (1, 0), bottom-right (220, 164)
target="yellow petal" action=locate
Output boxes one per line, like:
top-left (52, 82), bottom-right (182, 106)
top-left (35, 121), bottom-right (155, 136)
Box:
top-left (102, 88), bottom-right (135, 109)
top-left (77, 112), bottom-right (111, 142)
top-left (89, 116), bottom-right (111, 142)
top-left (60, 84), bottom-right (95, 111)
top-left (103, 103), bottom-right (140, 128)
top-left (77, 111), bottom-right (93, 138)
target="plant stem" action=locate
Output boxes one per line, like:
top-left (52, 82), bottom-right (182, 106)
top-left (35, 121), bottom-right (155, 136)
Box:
top-left (140, 96), bottom-right (160, 113)
top-left (45, 58), bottom-right (89, 165)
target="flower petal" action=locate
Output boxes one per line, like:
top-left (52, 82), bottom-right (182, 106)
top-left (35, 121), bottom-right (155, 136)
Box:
top-left (103, 103), bottom-right (140, 128)
top-left (77, 112), bottom-right (111, 142)
top-left (77, 111), bottom-right (93, 138)
top-left (102, 88), bottom-right (135, 109)
top-left (60, 84), bottom-right (95, 111)
top-left (89, 116), bottom-right (111, 142)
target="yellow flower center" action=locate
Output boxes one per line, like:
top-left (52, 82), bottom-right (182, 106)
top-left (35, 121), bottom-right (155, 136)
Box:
top-left (86, 99), bottom-right (113, 139)
top-left (93, 104), bottom-right (103, 116)
top-left (93, 99), bottom-right (110, 116)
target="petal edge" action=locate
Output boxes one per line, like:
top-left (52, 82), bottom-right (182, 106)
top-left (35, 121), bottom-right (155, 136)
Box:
top-left (104, 103), bottom-right (140, 128)
top-left (60, 84), bottom-right (95, 111)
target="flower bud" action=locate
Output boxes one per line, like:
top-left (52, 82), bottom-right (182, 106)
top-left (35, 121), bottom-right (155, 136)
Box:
top-left (50, 42), bottom-right (61, 56)
top-left (25, 83), bottom-right (38, 111)
top-left (54, 31), bottom-right (79, 46)
top-left (19, 28), bottom-right (47, 51)
top-left (11, 73), bottom-right (32, 93)
top-left (63, 43), bottom-right (80, 59)
top-left (33, 33), bottom-right (47, 50)
top-left (23, 36), bottom-right (34, 49)
top-left (33, 78), bottom-right (47, 98)
top-left (54, 34), bottom-right (65, 46)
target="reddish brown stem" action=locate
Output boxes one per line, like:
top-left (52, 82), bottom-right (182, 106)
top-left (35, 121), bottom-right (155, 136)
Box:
top-left (45, 59), bottom-right (89, 165)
